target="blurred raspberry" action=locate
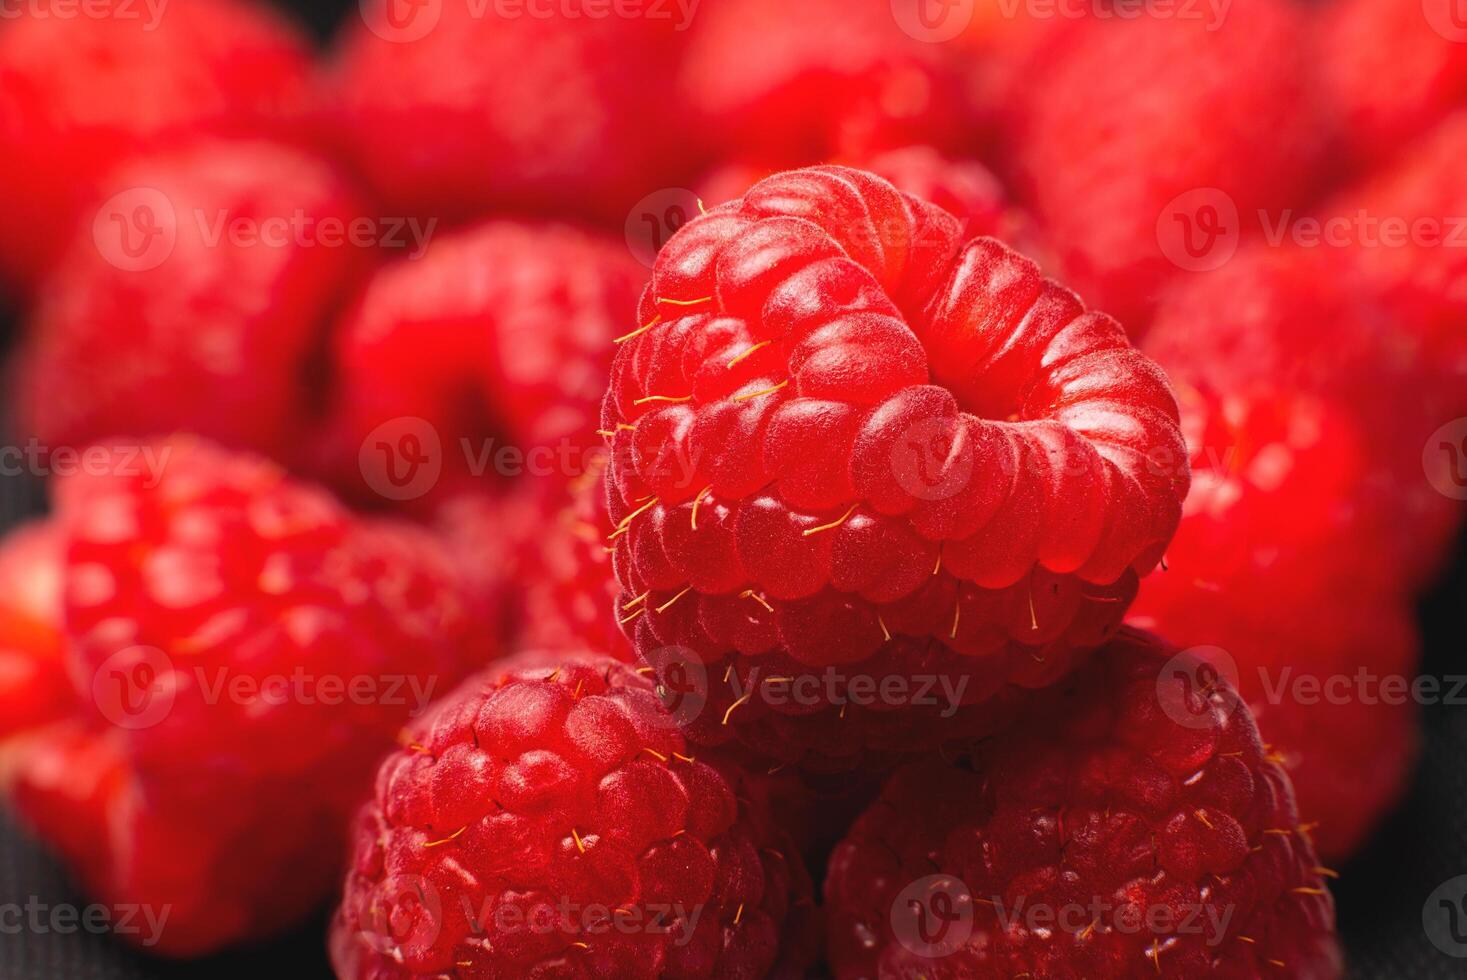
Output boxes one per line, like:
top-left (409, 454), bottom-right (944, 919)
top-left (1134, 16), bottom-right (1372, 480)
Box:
top-left (321, 221), bottom-right (644, 510)
top-left (11, 140), bottom-right (368, 463)
top-left (8, 437), bottom-right (495, 955)
top-left (324, 4), bottom-right (691, 225)
top-left (605, 166), bottom-right (1187, 768)
top-left (330, 651), bottom-right (818, 978)
top-left (0, 0), bottom-right (313, 293)
top-left (825, 628), bottom-right (1343, 979)
top-left (1001, 0), bottom-right (1327, 330)
top-left (1320, 0), bottom-right (1467, 173)
top-left (0, 520), bottom-right (68, 738)
top-left (678, 0), bottom-right (974, 166)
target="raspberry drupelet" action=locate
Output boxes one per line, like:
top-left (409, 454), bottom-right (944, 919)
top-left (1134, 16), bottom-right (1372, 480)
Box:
top-left (601, 166), bottom-right (1189, 769)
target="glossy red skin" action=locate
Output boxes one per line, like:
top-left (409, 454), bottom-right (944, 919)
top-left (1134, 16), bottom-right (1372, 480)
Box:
top-left (324, 7), bottom-right (691, 225)
top-left (1320, 0), bottom-right (1467, 173)
top-left (1127, 385), bottom-right (1423, 860)
top-left (321, 221), bottom-right (645, 510)
top-left (9, 438), bottom-right (494, 956)
top-left (0, 521), bottom-right (69, 737)
top-left (0, 0), bottom-right (313, 293)
top-left (11, 140), bottom-right (368, 463)
top-left (1002, 0), bottom-right (1326, 330)
top-left (602, 166), bottom-right (1187, 769)
top-left (677, 0), bottom-right (973, 166)
top-left (330, 651), bottom-right (818, 979)
top-left (1146, 244), bottom-right (1465, 591)
top-left (824, 629), bottom-right (1343, 980)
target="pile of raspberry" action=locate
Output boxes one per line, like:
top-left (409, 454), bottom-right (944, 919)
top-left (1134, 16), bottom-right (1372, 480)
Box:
top-left (0, 2), bottom-right (1461, 977)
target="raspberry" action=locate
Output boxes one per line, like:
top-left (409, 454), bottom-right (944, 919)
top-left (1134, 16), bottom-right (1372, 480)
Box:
top-left (324, 6), bottom-right (689, 225)
top-left (8, 437), bottom-right (493, 955)
top-left (1001, 0), bottom-right (1325, 329)
top-left (0, 520), bottom-right (68, 737)
top-left (824, 628), bottom-right (1343, 979)
top-left (677, 0), bottom-right (972, 165)
top-left (603, 166), bottom-right (1187, 768)
top-left (10, 139), bottom-right (368, 463)
top-left (1126, 385), bottom-right (1423, 859)
top-left (1320, 0), bottom-right (1467, 172)
top-left (321, 221), bottom-right (644, 509)
top-left (0, 0), bottom-right (312, 293)
top-left (329, 651), bottom-right (818, 979)
top-left (1145, 247), bottom-right (1464, 589)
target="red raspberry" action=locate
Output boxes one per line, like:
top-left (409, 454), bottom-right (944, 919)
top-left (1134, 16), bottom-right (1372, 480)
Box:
top-left (329, 651), bottom-right (818, 979)
top-left (8, 438), bottom-right (493, 955)
top-left (1126, 385), bottom-right (1423, 859)
top-left (1145, 247), bottom-right (1464, 589)
top-left (1320, 0), bottom-right (1467, 172)
top-left (824, 628), bottom-right (1343, 980)
top-left (677, 0), bottom-right (973, 165)
top-left (1001, 0), bottom-right (1326, 329)
top-left (10, 139), bottom-right (368, 463)
top-left (322, 221), bottom-right (644, 509)
top-left (0, 0), bottom-right (312, 293)
top-left (0, 520), bottom-right (68, 737)
top-left (323, 5), bottom-right (689, 225)
top-left (603, 166), bottom-right (1187, 768)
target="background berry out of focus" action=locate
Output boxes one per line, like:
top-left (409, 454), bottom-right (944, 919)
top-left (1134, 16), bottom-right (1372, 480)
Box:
top-left (0, 0), bottom-right (1464, 977)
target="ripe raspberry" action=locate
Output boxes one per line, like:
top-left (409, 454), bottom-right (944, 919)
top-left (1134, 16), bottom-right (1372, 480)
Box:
top-left (8, 437), bottom-right (493, 955)
top-left (603, 166), bottom-right (1188, 768)
top-left (329, 651), bottom-right (818, 979)
top-left (0, 520), bottom-right (68, 737)
top-left (1001, 0), bottom-right (1326, 329)
top-left (1320, 0), bottom-right (1467, 172)
top-left (10, 139), bottom-right (368, 463)
top-left (1126, 384), bottom-right (1423, 859)
top-left (0, 0), bottom-right (312, 292)
top-left (1146, 246), bottom-right (1464, 589)
top-left (324, 6), bottom-right (689, 225)
top-left (677, 0), bottom-right (973, 165)
top-left (824, 628), bottom-right (1343, 980)
top-left (322, 221), bottom-right (644, 509)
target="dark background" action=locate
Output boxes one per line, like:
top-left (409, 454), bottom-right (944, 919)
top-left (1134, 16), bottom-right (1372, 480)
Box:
top-left (0, 2), bottom-right (1464, 976)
